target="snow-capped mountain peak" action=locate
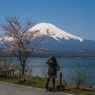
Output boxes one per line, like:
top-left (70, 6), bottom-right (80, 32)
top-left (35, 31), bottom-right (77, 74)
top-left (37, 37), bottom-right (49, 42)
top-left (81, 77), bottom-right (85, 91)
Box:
top-left (30, 23), bottom-right (83, 42)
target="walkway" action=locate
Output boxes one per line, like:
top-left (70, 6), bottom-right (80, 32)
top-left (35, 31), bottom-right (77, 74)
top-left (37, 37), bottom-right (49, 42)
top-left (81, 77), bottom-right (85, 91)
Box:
top-left (0, 81), bottom-right (73, 95)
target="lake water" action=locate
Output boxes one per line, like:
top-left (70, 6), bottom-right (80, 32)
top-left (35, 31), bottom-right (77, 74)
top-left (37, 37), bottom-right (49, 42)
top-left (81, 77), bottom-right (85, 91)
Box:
top-left (14, 57), bottom-right (95, 86)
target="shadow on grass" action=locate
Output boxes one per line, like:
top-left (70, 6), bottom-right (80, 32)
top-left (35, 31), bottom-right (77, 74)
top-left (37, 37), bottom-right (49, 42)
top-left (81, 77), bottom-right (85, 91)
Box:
top-left (78, 88), bottom-right (94, 92)
top-left (56, 89), bottom-right (71, 92)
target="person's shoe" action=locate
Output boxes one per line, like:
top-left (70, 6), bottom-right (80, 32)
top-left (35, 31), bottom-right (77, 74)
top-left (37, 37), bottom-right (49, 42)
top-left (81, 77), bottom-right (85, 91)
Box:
top-left (45, 88), bottom-right (48, 92)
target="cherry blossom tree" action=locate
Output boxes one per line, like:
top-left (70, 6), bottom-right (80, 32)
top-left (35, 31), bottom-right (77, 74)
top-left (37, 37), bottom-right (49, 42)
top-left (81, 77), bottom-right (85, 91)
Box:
top-left (0, 16), bottom-right (53, 74)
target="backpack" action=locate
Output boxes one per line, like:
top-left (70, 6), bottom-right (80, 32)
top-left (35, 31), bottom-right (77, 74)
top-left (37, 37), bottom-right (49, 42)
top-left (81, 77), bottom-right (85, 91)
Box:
top-left (56, 64), bottom-right (60, 71)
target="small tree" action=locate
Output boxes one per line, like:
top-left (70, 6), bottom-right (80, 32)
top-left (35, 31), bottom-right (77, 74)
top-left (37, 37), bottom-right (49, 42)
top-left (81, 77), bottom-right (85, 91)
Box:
top-left (0, 54), bottom-right (20, 73)
top-left (0, 56), bottom-right (13, 70)
top-left (0, 16), bottom-right (53, 74)
top-left (69, 63), bottom-right (92, 89)
top-left (25, 66), bottom-right (36, 80)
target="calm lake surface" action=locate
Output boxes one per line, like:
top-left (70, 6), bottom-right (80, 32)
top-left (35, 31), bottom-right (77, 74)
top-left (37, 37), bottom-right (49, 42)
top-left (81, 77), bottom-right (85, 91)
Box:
top-left (13, 57), bottom-right (95, 86)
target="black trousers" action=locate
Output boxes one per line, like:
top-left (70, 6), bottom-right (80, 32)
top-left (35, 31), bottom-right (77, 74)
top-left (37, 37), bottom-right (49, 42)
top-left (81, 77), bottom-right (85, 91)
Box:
top-left (45, 78), bottom-right (55, 88)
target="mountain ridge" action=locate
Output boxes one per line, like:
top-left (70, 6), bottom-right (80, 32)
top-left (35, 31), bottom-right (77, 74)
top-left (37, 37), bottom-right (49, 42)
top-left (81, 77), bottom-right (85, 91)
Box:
top-left (0, 23), bottom-right (95, 57)
top-left (30, 23), bottom-right (83, 42)
top-left (30, 23), bottom-right (95, 57)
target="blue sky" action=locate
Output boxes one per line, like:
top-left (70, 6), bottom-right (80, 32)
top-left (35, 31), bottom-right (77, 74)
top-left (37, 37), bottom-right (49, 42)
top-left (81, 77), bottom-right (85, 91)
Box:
top-left (0, 0), bottom-right (95, 40)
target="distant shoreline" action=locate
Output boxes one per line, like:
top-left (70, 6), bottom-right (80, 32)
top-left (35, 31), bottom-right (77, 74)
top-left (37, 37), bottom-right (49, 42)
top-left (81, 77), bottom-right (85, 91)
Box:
top-left (0, 51), bottom-right (95, 58)
top-left (0, 56), bottom-right (95, 58)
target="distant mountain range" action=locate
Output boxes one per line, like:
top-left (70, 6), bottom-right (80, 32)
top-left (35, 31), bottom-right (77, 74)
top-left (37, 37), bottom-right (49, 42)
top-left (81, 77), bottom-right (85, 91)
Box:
top-left (0, 23), bottom-right (95, 57)
top-left (29, 23), bottom-right (95, 57)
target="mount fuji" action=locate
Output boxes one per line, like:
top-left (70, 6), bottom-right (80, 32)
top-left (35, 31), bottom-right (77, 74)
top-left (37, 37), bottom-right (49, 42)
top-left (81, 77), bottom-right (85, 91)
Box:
top-left (31, 23), bottom-right (83, 42)
top-left (30, 23), bottom-right (95, 57)
top-left (0, 23), bottom-right (95, 57)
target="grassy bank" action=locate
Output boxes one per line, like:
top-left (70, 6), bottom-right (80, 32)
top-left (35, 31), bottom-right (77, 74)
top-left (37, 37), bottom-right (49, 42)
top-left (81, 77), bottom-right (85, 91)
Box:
top-left (0, 74), bottom-right (95, 95)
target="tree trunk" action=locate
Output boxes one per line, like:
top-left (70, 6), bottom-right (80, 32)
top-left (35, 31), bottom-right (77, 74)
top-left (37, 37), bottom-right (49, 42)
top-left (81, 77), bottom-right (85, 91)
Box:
top-left (77, 85), bottom-right (79, 89)
top-left (77, 82), bottom-right (80, 89)
top-left (22, 64), bottom-right (25, 75)
top-left (77, 79), bottom-right (81, 89)
top-left (19, 58), bottom-right (26, 75)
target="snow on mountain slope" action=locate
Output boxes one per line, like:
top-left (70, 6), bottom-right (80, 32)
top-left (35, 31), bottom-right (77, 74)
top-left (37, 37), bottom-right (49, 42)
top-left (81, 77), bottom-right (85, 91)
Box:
top-left (30, 23), bottom-right (83, 42)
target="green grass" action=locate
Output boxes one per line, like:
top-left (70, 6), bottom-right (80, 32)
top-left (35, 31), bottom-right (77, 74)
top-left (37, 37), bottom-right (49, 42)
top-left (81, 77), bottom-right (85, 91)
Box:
top-left (0, 74), bottom-right (95, 95)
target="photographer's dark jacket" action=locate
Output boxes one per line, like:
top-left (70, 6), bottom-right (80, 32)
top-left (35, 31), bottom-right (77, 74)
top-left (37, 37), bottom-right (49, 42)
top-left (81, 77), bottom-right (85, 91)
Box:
top-left (46, 59), bottom-right (57, 76)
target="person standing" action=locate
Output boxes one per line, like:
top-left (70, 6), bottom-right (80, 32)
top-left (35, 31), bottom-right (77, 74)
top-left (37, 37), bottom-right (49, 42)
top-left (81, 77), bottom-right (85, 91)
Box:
top-left (45, 56), bottom-right (57, 91)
